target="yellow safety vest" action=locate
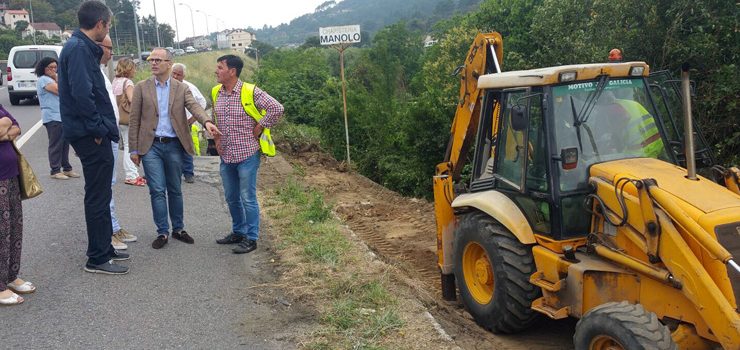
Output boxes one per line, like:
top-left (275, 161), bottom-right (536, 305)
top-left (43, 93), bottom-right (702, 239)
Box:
top-left (616, 99), bottom-right (664, 158)
top-left (210, 83), bottom-right (276, 157)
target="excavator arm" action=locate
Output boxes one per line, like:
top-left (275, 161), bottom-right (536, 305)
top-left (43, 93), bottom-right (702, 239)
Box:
top-left (434, 33), bottom-right (503, 299)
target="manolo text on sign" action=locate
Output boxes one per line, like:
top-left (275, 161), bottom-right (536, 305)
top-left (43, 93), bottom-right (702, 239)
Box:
top-left (319, 25), bottom-right (361, 45)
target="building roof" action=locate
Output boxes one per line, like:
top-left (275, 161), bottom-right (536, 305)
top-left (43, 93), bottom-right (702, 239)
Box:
top-left (31, 22), bottom-right (61, 31)
top-left (5, 9), bottom-right (29, 15)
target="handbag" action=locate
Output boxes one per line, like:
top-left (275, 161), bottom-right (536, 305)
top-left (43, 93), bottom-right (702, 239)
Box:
top-left (12, 141), bottom-right (43, 200)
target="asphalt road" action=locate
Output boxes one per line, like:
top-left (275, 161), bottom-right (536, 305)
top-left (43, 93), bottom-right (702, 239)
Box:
top-left (0, 88), bottom-right (296, 349)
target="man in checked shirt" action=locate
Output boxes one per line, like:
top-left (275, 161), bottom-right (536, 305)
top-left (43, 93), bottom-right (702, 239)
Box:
top-left (212, 55), bottom-right (284, 254)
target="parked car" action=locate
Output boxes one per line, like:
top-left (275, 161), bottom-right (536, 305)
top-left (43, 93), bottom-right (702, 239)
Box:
top-left (174, 49), bottom-right (185, 56)
top-left (185, 46), bottom-right (197, 54)
top-left (6, 45), bottom-right (63, 105)
top-left (140, 51), bottom-right (151, 61)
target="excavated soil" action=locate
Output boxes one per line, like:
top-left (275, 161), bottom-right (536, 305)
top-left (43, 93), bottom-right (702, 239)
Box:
top-left (267, 148), bottom-right (577, 350)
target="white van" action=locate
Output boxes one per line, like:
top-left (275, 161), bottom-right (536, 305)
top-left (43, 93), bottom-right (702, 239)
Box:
top-left (7, 45), bottom-right (63, 105)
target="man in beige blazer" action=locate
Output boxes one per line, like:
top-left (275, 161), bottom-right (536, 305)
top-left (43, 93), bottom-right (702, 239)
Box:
top-left (128, 47), bottom-right (220, 249)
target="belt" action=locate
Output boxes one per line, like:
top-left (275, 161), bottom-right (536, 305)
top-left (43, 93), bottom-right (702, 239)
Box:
top-left (153, 136), bottom-right (178, 143)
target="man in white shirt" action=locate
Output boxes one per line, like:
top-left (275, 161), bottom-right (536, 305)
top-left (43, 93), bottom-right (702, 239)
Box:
top-left (99, 34), bottom-right (137, 250)
top-left (171, 63), bottom-right (207, 183)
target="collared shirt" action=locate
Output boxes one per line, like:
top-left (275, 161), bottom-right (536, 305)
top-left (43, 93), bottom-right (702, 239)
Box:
top-left (58, 29), bottom-right (118, 142)
top-left (183, 80), bottom-right (207, 118)
top-left (154, 77), bottom-right (176, 137)
top-left (100, 65), bottom-right (119, 125)
top-left (214, 80), bottom-right (283, 164)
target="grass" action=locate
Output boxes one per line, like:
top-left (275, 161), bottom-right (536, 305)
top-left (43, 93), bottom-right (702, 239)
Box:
top-left (132, 50), bottom-right (255, 102)
top-left (264, 175), bottom-right (406, 349)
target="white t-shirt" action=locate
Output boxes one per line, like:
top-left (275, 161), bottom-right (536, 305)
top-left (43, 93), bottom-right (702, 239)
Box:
top-left (183, 79), bottom-right (207, 118)
top-left (101, 65), bottom-right (120, 124)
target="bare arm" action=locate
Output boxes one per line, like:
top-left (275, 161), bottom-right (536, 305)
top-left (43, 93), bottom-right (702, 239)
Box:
top-left (125, 84), bottom-right (134, 103)
top-left (0, 117), bottom-right (20, 141)
top-left (44, 81), bottom-right (59, 95)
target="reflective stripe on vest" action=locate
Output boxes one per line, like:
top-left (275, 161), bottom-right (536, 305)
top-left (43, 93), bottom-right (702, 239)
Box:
top-left (211, 83), bottom-right (276, 157)
top-left (616, 99), bottom-right (664, 158)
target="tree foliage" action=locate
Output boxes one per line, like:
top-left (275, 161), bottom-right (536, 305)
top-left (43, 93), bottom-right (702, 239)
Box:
top-left (254, 0), bottom-right (738, 197)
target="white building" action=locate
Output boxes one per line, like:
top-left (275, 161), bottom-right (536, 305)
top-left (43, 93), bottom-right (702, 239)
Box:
top-left (25, 22), bottom-right (62, 39)
top-left (193, 36), bottom-right (212, 49)
top-left (227, 29), bottom-right (255, 49)
top-left (3, 9), bottom-right (29, 30)
top-left (216, 30), bottom-right (229, 49)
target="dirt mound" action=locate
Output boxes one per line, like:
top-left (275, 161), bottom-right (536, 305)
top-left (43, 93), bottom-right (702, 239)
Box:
top-left (275, 149), bottom-right (574, 349)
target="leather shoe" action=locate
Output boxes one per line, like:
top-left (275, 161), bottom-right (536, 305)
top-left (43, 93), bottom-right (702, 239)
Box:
top-left (152, 235), bottom-right (168, 249)
top-left (216, 233), bottom-right (244, 245)
top-left (233, 239), bottom-right (257, 254)
top-left (172, 230), bottom-right (194, 244)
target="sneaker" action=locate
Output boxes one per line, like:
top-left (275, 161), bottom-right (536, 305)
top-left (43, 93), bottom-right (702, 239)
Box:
top-left (63, 170), bottom-right (81, 178)
top-left (184, 174), bottom-right (195, 183)
top-left (111, 250), bottom-right (130, 261)
top-left (50, 172), bottom-right (69, 180)
top-left (233, 239), bottom-right (257, 254)
top-left (114, 228), bottom-right (138, 243)
top-left (84, 260), bottom-right (128, 275)
top-left (216, 233), bottom-right (244, 245)
top-left (152, 235), bottom-right (168, 249)
top-left (172, 230), bottom-right (194, 244)
top-left (111, 235), bottom-right (128, 250)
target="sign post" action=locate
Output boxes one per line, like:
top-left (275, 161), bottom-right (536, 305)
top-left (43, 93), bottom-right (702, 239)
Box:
top-left (320, 25), bottom-right (361, 167)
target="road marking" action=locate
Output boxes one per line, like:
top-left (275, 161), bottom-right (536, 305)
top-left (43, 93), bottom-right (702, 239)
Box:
top-left (16, 120), bottom-right (42, 148)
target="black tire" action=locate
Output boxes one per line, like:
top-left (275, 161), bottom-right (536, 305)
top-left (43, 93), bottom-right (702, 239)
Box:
top-left (9, 95), bottom-right (20, 105)
top-left (574, 301), bottom-right (677, 350)
top-left (453, 211), bottom-right (540, 333)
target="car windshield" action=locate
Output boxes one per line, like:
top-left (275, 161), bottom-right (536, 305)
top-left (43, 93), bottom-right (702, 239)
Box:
top-left (552, 77), bottom-right (668, 192)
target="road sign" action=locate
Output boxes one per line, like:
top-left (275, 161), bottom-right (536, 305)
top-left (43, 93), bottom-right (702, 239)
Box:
top-left (319, 25), bottom-right (361, 46)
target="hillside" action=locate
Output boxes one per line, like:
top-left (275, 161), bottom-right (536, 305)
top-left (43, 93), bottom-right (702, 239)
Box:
top-left (251, 0), bottom-right (483, 46)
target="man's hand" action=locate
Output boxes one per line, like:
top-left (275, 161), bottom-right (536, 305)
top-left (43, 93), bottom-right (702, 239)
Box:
top-left (130, 154), bottom-right (140, 166)
top-left (94, 137), bottom-right (102, 145)
top-left (253, 123), bottom-right (263, 140)
top-left (205, 121), bottom-right (221, 136)
top-left (214, 134), bottom-right (224, 155)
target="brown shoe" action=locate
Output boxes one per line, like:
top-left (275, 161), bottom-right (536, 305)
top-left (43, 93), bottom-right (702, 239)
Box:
top-left (172, 230), bottom-right (194, 244)
top-left (152, 235), bottom-right (168, 249)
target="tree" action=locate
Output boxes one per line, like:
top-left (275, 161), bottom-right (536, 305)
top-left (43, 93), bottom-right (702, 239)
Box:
top-left (14, 20), bottom-right (28, 33)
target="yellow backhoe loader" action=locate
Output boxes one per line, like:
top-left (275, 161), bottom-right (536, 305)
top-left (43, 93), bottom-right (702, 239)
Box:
top-left (433, 32), bottom-right (740, 349)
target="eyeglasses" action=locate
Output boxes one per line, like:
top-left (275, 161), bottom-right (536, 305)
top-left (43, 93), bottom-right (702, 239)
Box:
top-left (147, 58), bottom-right (171, 64)
top-left (46, 65), bottom-right (57, 70)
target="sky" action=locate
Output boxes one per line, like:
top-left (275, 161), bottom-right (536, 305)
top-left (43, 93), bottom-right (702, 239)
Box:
top-left (137, 0), bottom-right (330, 40)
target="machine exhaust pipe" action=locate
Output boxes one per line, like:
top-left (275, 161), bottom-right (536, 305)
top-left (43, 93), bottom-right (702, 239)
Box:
top-left (681, 63), bottom-right (698, 180)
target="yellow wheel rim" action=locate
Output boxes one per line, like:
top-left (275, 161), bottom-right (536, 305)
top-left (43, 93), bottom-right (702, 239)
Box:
top-left (462, 242), bottom-right (493, 304)
top-left (589, 335), bottom-right (624, 350)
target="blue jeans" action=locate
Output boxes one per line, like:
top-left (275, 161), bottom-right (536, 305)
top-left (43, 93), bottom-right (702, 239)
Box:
top-left (110, 141), bottom-right (120, 233)
top-left (182, 152), bottom-right (194, 177)
top-left (142, 140), bottom-right (185, 235)
top-left (220, 151), bottom-right (261, 241)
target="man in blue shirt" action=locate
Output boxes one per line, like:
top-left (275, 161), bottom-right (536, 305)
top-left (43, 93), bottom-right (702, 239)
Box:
top-left (59, 0), bottom-right (128, 275)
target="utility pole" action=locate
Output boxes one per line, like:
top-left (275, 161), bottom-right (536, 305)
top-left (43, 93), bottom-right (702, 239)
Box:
top-left (153, 0), bottom-right (161, 47)
top-left (172, 0), bottom-right (180, 49)
top-left (133, 4), bottom-right (142, 60)
top-left (29, 0), bottom-right (36, 44)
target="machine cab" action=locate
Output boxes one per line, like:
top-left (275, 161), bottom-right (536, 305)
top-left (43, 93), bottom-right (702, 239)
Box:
top-left (469, 62), bottom-right (684, 240)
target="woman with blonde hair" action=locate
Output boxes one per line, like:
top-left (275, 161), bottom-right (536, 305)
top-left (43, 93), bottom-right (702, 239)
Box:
top-left (112, 58), bottom-right (145, 187)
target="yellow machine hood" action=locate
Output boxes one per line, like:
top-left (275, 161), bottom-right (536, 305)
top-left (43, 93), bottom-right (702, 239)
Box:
top-left (590, 158), bottom-right (740, 215)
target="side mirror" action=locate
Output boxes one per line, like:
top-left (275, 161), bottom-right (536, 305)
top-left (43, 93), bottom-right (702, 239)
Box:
top-left (511, 105), bottom-right (527, 131)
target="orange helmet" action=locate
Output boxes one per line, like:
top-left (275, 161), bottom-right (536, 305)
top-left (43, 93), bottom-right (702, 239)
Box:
top-left (608, 49), bottom-right (623, 62)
